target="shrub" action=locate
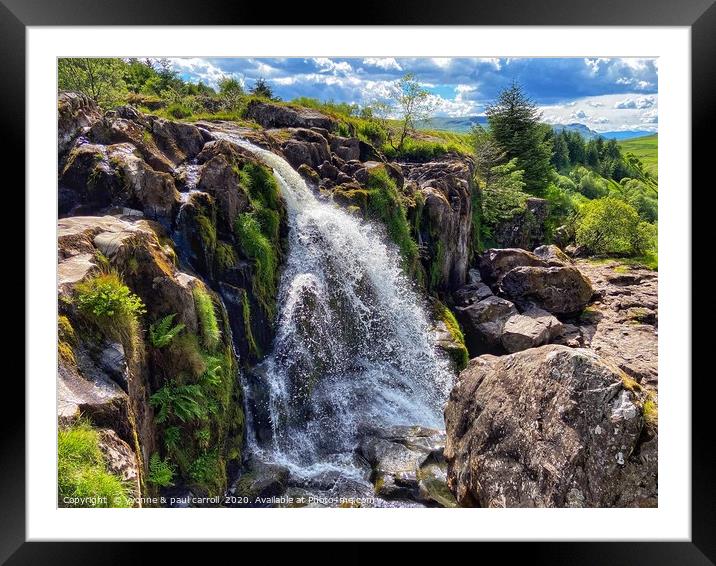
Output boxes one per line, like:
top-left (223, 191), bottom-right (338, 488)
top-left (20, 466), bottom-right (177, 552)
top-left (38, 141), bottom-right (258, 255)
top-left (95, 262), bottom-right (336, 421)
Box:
top-left (58, 421), bottom-right (132, 508)
top-left (193, 286), bottom-right (220, 350)
top-left (149, 313), bottom-right (185, 348)
top-left (76, 273), bottom-right (145, 319)
top-left (165, 102), bottom-right (192, 119)
top-left (147, 453), bottom-right (175, 487)
top-left (575, 197), bottom-right (650, 256)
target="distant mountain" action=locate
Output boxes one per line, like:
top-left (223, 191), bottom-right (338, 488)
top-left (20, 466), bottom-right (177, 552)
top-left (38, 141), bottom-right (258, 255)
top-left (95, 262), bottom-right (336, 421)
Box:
top-left (552, 124), bottom-right (656, 141)
top-left (417, 115), bottom-right (488, 133)
top-left (598, 130), bottom-right (656, 141)
top-left (551, 123), bottom-right (600, 139)
top-left (420, 116), bottom-right (656, 142)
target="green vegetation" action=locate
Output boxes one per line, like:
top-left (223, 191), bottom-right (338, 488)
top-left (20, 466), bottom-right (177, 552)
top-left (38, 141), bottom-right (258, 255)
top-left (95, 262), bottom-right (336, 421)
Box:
top-left (147, 453), bottom-right (176, 487)
top-left (149, 313), bottom-right (185, 348)
top-left (619, 134), bottom-right (658, 178)
top-left (58, 421), bottom-right (132, 508)
top-left (193, 286), bottom-right (221, 351)
top-left (150, 381), bottom-right (206, 423)
top-left (364, 167), bottom-right (420, 276)
top-left (575, 197), bottom-right (656, 256)
top-left (486, 83), bottom-right (553, 196)
top-left (235, 213), bottom-right (279, 318)
top-left (214, 242), bottom-right (237, 276)
top-left (58, 315), bottom-right (77, 365)
top-left (75, 272), bottom-right (146, 347)
top-left (434, 302), bottom-right (469, 371)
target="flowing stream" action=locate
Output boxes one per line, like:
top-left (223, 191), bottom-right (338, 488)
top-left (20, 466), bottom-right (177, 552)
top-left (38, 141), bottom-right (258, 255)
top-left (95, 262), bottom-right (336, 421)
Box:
top-left (215, 131), bottom-right (454, 489)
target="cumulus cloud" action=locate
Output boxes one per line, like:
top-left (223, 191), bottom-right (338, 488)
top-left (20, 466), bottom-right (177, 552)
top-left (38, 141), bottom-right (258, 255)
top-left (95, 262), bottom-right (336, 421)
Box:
top-left (614, 95), bottom-right (656, 109)
top-left (362, 57), bottom-right (402, 71)
top-left (572, 110), bottom-right (589, 120)
top-left (167, 57), bottom-right (233, 88)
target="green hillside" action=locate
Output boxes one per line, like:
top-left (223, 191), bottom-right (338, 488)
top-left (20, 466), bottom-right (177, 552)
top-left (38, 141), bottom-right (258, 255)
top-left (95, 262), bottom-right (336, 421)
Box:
top-left (619, 134), bottom-right (658, 178)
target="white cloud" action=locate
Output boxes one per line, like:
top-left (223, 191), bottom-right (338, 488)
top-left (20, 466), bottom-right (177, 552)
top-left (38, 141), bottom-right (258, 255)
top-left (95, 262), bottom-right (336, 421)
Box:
top-left (312, 58), bottom-right (353, 75)
top-left (539, 93), bottom-right (659, 132)
top-left (614, 95), bottom-right (656, 109)
top-left (167, 57), bottom-right (233, 88)
top-left (362, 57), bottom-right (402, 71)
top-left (584, 57), bottom-right (610, 74)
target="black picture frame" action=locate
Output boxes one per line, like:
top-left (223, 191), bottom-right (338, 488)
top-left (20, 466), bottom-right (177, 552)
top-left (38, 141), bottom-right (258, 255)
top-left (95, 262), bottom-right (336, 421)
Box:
top-left (6, 0), bottom-right (710, 562)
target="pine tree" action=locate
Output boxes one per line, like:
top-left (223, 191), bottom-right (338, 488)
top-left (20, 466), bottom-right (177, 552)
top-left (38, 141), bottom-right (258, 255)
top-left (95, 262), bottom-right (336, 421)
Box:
top-left (486, 83), bottom-right (553, 195)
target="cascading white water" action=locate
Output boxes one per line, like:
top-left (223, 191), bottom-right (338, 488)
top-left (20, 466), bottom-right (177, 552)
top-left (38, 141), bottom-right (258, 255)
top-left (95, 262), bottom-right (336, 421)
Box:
top-left (216, 130), bottom-right (453, 484)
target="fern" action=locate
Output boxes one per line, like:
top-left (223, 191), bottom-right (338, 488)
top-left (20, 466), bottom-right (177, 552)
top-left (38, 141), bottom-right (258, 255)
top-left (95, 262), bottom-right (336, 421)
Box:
top-left (149, 314), bottom-right (185, 348)
top-left (147, 453), bottom-right (175, 487)
top-left (163, 426), bottom-right (181, 453)
top-left (150, 382), bottom-right (206, 424)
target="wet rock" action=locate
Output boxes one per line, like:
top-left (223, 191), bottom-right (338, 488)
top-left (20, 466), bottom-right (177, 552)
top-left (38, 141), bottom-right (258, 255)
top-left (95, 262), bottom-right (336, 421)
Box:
top-left (245, 100), bottom-right (338, 131)
top-left (230, 460), bottom-right (290, 506)
top-left (500, 265), bottom-right (594, 315)
top-left (444, 345), bottom-right (655, 507)
top-left (281, 129), bottom-right (331, 170)
top-left (358, 426), bottom-right (453, 506)
top-left (455, 295), bottom-right (518, 356)
top-left (98, 342), bottom-right (129, 391)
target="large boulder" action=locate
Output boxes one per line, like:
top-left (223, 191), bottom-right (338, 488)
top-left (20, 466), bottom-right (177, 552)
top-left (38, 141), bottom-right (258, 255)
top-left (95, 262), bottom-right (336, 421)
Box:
top-left (444, 345), bottom-right (656, 507)
top-left (279, 129), bottom-right (331, 170)
top-left (245, 100), bottom-right (338, 131)
top-left (58, 91), bottom-right (102, 158)
top-left (149, 118), bottom-right (206, 164)
top-left (455, 295), bottom-right (518, 356)
top-left (477, 248), bottom-right (550, 286)
top-left (501, 265), bottom-right (594, 315)
top-left (500, 306), bottom-right (564, 353)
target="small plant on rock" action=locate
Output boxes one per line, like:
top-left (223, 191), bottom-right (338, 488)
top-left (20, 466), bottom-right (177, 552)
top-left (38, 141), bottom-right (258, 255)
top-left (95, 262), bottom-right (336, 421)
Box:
top-left (193, 286), bottom-right (221, 351)
top-left (147, 453), bottom-right (176, 487)
top-left (149, 314), bottom-right (185, 348)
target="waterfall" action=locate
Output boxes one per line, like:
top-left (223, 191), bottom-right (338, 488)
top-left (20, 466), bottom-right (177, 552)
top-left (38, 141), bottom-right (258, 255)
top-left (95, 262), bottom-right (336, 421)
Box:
top-left (215, 130), bottom-right (453, 483)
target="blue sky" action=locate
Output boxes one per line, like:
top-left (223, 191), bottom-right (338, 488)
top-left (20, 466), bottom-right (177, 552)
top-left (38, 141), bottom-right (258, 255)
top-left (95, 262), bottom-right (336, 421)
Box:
top-left (166, 57), bottom-right (658, 133)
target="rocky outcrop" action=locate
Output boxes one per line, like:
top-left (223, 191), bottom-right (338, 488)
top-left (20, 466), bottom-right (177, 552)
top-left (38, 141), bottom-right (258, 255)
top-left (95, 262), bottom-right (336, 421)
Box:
top-left (57, 215), bottom-right (245, 500)
top-left (477, 248), bottom-right (549, 286)
top-left (444, 345), bottom-right (656, 507)
top-left (559, 260), bottom-right (659, 386)
top-left (402, 157), bottom-right (476, 290)
top-left (58, 91), bottom-right (102, 159)
top-left (501, 305), bottom-right (564, 353)
top-left (492, 197), bottom-right (549, 250)
top-left (246, 100), bottom-right (338, 131)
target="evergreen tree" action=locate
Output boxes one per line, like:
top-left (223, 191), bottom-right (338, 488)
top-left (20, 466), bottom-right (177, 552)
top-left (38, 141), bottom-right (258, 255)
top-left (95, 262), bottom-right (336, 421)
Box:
top-left (250, 77), bottom-right (276, 100)
top-left (486, 83), bottom-right (553, 195)
top-left (552, 132), bottom-right (570, 171)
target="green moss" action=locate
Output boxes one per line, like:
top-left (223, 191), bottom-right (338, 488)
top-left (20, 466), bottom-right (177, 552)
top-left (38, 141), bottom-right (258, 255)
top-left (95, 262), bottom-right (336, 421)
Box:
top-left (434, 302), bottom-right (469, 371)
top-left (428, 240), bottom-right (445, 291)
top-left (242, 291), bottom-right (261, 359)
top-left (364, 167), bottom-right (420, 277)
top-left (189, 450), bottom-right (225, 496)
top-left (58, 421), bottom-right (132, 508)
top-left (195, 214), bottom-right (217, 252)
top-left (234, 213), bottom-right (278, 319)
top-left (239, 162), bottom-right (281, 211)
top-left (193, 286), bottom-right (221, 351)
top-left (58, 315), bottom-right (77, 365)
top-left (214, 242), bottom-right (237, 276)
top-left (643, 396), bottom-right (658, 428)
